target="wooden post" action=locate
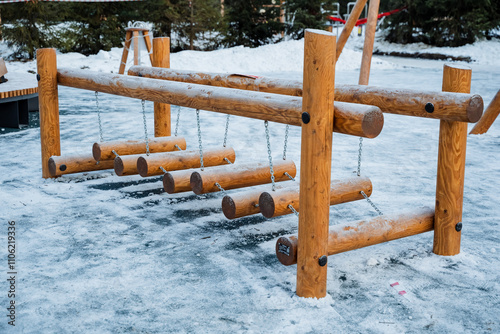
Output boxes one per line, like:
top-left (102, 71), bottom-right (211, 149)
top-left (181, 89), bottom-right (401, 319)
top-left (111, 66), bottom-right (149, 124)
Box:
top-left (119, 30), bottom-right (132, 74)
top-left (336, 0), bottom-right (368, 62)
top-left (358, 0), bottom-right (380, 85)
top-left (143, 31), bottom-right (154, 65)
top-left (152, 37), bottom-right (172, 137)
top-left (469, 89), bottom-right (500, 135)
top-left (433, 64), bottom-right (471, 256)
top-left (296, 30), bottom-right (336, 298)
top-left (37, 49), bottom-right (60, 178)
top-left (133, 31), bottom-right (140, 66)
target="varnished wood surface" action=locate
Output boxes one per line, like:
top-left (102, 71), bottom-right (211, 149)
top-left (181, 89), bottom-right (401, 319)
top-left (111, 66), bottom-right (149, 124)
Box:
top-left (49, 154), bottom-right (114, 177)
top-left (93, 137), bottom-right (186, 161)
top-left (469, 89), bottom-right (500, 134)
top-left (0, 73), bottom-right (38, 99)
top-left (259, 177), bottom-right (372, 218)
top-left (433, 64), bottom-right (471, 256)
top-left (190, 160), bottom-right (296, 195)
top-left (37, 49), bottom-right (61, 178)
top-left (118, 31), bottom-right (132, 75)
top-left (137, 147), bottom-right (235, 177)
top-left (276, 208), bottom-right (435, 266)
top-left (114, 154), bottom-right (141, 176)
top-left (129, 65), bottom-right (482, 123)
top-left (152, 37), bottom-right (171, 137)
top-left (163, 169), bottom-right (197, 194)
top-left (296, 30), bottom-right (336, 298)
top-left (358, 0), bottom-right (381, 85)
top-left (336, 0), bottom-right (368, 62)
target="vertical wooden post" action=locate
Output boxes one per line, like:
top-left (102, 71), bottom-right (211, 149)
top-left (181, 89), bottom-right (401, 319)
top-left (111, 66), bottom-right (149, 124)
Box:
top-left (358, 0), bottom-right (380, 85)
top-left (37, 48), bottom-right (60, 179)
top-left (152, 37), bottom-right (171, 137)
top-left (133, 30), bottom-right (140, 66)
top-left (143, 30), bottom-right (154, 65)
top-left (119, 30), bottom-right (132, 74)
top-left (433, 64), bottom-right (471, 256)
top-left (296, 29), bottom-right (336, 298)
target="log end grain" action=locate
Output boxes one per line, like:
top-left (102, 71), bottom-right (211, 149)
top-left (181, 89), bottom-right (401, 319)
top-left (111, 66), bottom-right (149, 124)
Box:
top-left (114, 157), bottom-right (125, 176)
top-left (276, 236), bottom-right (298, 266)
top-left (259, 192), bottom-right (276, 218)
top-left (92, 142), bottom-right (101, 161)
top-left (467, 94), bottom-right (484, 123)
top-left (136, 156), bottom-right (148, 177)
top-left (362, 108), bottom-right (384, 138)
top-left (190, 171), bottom-right (203, 195)
top-left (221, 195), bottom-right (236, 219)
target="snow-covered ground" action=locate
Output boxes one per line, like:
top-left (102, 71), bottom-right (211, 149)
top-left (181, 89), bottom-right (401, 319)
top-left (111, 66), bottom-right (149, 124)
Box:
top-left (1, 32), bottom-right (499, 333)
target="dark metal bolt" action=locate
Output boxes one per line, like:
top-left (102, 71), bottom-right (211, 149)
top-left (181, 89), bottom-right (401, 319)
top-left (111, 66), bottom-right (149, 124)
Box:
top-left (425, 102), bottom-right (435, 113)
top-left (318, 255), bottom-right (327, 267)
top-left (138, 73), bottom-right (143, 77)
top-left (455, 222), bottom-right (462, 232)
top-left (301, 112), bottom-right (310, 124)
top-left (36, 74), bottom-right (41, 81)
top-left (60, 164), bottom-right (67, 172)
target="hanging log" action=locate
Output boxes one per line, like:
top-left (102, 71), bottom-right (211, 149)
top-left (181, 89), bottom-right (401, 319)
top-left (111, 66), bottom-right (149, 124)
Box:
top-left (93, 136), bottom-right (186, 161)
top-left (48, 154), bottom-right (114, 177)
top-left (114, 154), bottom-right (142, 176)
top-left (259, 177), bottom-right (372, 218)
top-left (469, 89), bottom-right (500, 135)
top-left (137, 147), bottom-right (235, 177)
top-left (276, 207), bottom-right (434, 266)
top-left (128, 66), bottom-right (482, 123)
top-left (163, 169), bottom-right (197, 194)
top-left (190, 160), bottom-right (296, 195)
top-left (57, 67), bottom-right (382, 138)
top-left (221, 182), bottom-right (294, 219)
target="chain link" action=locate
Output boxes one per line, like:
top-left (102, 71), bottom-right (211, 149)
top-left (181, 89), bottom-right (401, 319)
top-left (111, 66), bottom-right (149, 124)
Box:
top-left (224, 157), bottom-right (233, 164)
top-left (284, 172), bottom-right (295, 181)
top-left (160, 166), bottom-right (168, 174)
top-left (112, 150), bottom-right (119, 158)
top-left (361, 191), bottom-right (383, 216)
top-left (357, 137), bottom-right (363, 176)
top-left (215, 182), bottom-right (226, 193)
top-left (264, 121), bottom-right (276, 191)
top-left (141, 100), bottom-right (150, 156)
top-left (223, 114), bottom-right (230, 147)
top-left (283, 124), bottom-right (289, 160)
top-left (288, 204), bottom-right (299, 217)
top-left (95, 91), bottom-right (104, 142)
top-left (196, 109), bottom-right (205, 170)
top-left (174, 106), bottom-right (181, 137)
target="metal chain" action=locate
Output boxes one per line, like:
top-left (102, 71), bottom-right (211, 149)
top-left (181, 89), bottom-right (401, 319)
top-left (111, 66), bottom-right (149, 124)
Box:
top-left (264, 121), bottom-right (276, 191)
top-left (357, 137), bottom-right (363, 176)
top-left (284, 172), bottom-right (295, 181)
top-left (224, 157), bottom-right (233, 164)
top-left (95, 91), bottom-right (104, 142)
top-left (196, 110), bottom-right (205, 170)
top-left (174, 144), bottom-right (182, 151)
top-left (160, 166), bottom-right (168, 174)
top-left (215, 182), bottom-right (226, 193)
top-left (141, 100), bottom-right (150, 156)
top-left (174, 106), bottom-right (181, 137)
top-left (361, 191), bottom-right (383, 216)
top-left (283, 124), bottom-right (289, 160)
top-left (288, 204), bottom-right (299, 217)
top-left (112, 150), bottom-right (119, 158)
top-left (223, 114), bottom-right (230, 147)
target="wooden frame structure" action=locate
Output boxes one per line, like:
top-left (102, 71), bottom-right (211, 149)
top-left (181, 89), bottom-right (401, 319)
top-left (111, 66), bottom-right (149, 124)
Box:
top-left (37, 29), bottom-right (483, 298)
top-left (118, 27), bottom-right (153, 75)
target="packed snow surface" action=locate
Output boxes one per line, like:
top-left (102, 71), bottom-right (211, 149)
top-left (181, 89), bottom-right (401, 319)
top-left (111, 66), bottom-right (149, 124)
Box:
top-left (1, 34), bottom-right (499, 333)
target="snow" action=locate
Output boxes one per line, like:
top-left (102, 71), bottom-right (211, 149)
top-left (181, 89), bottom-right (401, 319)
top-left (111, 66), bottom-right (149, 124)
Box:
top-left (1, 32), bottom-right (500, 333)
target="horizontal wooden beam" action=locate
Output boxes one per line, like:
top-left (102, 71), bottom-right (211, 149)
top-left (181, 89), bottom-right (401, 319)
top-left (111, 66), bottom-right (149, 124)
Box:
top-left (93, 137), bottom-right (186, 161)
top-left (48, 153), bottom-right (114, 177)
top-left (129, 66), bottom-right (482, 123)
top-left (276, 207), bottom-right (434, 266)
top-left (58, 68), bottom-right (382, 138)
top-left (259, 177), bottom-right (372, 218)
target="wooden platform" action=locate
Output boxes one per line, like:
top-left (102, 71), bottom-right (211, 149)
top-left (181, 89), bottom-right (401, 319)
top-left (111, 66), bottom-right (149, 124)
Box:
top-left (0, 72), bottom-right (39, 128)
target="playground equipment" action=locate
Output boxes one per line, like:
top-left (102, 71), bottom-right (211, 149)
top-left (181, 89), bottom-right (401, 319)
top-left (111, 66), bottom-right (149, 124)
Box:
top-left (118, 23), bottom-right (153, 75)
top-left (38, 26), bottom-right (483, 298)
top-left (469, 89), bottom-right (500, 134)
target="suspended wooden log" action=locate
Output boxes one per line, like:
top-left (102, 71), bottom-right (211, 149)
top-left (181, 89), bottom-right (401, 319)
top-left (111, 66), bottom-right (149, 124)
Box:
top-left (137, 147), bottom-right (235, 177)
top-left (469, 89), bottom-right (500, 135)
top-left (190, 160), bottom-right (296, 195)
top-left (57, 67), bottom-right (382, 138)
top-left (276, 207), bottom-right (434, 266)
top-left (48, 154), bottom-right (114, 177)
top-left (163, 169), bottom-right (196, 194)
top-left (259, 177), bottom-right (372, 218)
top-left (129, 66), bottom-right (482, 123)
top-left (114, 154), bottom-right (142, 176)
top-left (221, 182), bottom-right (294, 220)
top-left (93, 136), bottom-right (186, 161)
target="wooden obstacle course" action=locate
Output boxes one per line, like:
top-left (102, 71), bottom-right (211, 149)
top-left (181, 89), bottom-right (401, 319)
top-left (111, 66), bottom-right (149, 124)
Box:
top-left (118, 26), bottom-right (153, 75)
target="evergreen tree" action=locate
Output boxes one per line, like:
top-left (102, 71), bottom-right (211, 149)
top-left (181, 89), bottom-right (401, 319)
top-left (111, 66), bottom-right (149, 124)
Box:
top-left (286, 0), bottom-right (335, 39)
top-left (222, 0), bottom-right (283, 47)
top-left (384, 0), bottom-right (500, 46)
